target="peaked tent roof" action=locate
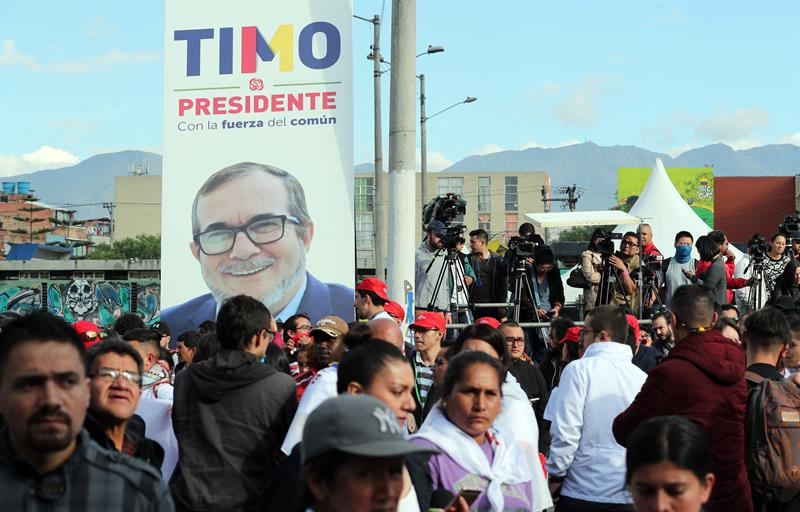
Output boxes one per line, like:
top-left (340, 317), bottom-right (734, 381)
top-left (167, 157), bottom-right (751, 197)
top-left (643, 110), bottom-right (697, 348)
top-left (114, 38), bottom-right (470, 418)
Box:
top-left (615, 158), bottom-right (741, 260)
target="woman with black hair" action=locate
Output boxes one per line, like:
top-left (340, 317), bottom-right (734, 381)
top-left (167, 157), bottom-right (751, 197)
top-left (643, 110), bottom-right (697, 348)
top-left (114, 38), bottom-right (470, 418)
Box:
top-left (443, 325), bottom-right (552, 509)
top-left (411, 351), bottom-right (547, 511)
top-left (768, 258), bottom-right (800, 310)
top-left (764, 232), bottom-right (790, 297)
top-left (580, 228), bottom-right (606, 312)
top-left (687, 235), bottom-right (726, 307)
top-left (625, 416), bottom-right (715, 512)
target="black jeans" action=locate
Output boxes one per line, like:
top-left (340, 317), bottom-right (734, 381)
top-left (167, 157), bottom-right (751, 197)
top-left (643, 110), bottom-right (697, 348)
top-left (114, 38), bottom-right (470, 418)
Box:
top-left (555, 496), bottom-right (635, 512)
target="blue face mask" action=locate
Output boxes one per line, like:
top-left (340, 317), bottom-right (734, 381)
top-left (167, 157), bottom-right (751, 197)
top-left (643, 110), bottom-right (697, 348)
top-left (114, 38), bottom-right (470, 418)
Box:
top-left (675, 245), bottom-right (692, 263)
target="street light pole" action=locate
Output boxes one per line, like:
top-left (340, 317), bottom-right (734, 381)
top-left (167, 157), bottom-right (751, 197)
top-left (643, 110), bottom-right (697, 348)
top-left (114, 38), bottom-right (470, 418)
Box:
top-left (371, 15), bottom-right (385, 280)
top-left (419, 73), bottom-right (427, 217)
top-left (419, 94), bottom-right (477, 224)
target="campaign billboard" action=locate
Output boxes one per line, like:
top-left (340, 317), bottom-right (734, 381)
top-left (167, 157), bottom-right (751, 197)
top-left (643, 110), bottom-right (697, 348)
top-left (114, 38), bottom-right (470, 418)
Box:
top-left (618, 167), bottom-right (714, 228)
top-left (161, 1), bottom-right (354, 330)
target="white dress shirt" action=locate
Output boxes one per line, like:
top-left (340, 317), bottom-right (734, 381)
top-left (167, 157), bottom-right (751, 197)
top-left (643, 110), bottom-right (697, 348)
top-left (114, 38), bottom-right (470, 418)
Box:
top-left (546, 341), bottom-right (647, 504)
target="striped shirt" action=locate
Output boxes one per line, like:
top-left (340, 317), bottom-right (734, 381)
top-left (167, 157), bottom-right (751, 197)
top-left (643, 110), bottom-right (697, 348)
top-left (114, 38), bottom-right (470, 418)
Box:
top-left (0, 428), bottom-right (174, 511)
top-left (415, 351), bottom-right (436, 404)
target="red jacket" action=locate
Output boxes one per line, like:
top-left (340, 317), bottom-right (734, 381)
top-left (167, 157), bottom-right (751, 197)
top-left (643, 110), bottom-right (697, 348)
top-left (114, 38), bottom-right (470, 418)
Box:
top-left (696, 256), bottom-right (747, 304)
top-left (613, 330), bottom-right (752, 512)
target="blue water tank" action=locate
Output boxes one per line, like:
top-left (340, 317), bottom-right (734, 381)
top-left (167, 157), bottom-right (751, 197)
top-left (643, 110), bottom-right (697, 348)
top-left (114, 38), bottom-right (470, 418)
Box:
top-left (16, 182), bottom-right (30, 195)
top-left (1, 182), bottom-right (14, 194)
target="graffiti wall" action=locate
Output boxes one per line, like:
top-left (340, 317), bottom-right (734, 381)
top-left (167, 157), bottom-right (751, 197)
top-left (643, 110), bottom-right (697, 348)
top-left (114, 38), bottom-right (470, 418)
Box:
top-left (0, 279), bottom-right (161, 326)
top-left (0, 281), bottom-right (43, 314)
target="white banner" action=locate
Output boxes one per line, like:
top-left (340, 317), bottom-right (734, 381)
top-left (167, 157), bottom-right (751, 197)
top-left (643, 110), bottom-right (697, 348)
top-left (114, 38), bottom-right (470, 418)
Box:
top-left (161, 1), bottom-right (354, 333)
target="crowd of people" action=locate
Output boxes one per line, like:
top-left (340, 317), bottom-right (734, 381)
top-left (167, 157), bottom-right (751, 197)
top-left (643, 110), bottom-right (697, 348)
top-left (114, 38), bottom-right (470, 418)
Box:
top-left (1, 221), bottom-right (800, 512)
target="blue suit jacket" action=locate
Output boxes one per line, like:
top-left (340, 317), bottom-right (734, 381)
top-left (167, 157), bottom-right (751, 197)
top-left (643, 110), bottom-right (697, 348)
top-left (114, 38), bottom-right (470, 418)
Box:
top-left (161, 272), bottom-right (354, 337)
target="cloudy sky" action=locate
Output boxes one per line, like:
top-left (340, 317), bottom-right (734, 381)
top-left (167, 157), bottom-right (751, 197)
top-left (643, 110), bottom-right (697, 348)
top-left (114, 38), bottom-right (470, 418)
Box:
top-left (1, 1), bottom-right (798, 176)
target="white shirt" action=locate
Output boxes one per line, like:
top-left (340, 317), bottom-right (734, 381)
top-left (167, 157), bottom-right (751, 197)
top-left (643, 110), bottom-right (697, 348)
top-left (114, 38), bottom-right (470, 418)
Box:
top-left (546, 341), bottom-right (647, 504)
top-left (280, 365), bottom-right (338, 455)
top-left (370, 310), bottom-right (393, 321)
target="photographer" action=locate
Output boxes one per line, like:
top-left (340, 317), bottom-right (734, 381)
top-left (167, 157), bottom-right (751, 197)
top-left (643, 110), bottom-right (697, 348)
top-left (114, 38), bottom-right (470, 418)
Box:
top-left (414, 220), bottom-right (474, 318)
top-left (516, 246), bottom-right (564, 361)
top-left (580, 228), bottom-right (606, 312)
top-left (607, 232), bottom-right (640, 313)
top-left (768, 259), bottom-right (800, 309)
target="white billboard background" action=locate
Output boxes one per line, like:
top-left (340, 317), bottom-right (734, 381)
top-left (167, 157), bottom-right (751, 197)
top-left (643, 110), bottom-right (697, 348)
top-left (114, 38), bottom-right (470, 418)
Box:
top-left (162, 1), bottom-right (353, 308)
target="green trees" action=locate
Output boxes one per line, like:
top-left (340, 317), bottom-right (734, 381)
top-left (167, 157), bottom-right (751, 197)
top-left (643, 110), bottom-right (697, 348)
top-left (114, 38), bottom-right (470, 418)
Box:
top-left (87, 235), bottom-right (161, 259)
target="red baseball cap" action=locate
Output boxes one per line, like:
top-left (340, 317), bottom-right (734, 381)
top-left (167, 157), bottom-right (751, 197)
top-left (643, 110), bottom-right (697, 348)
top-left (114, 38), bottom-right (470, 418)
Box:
top-left (559, 326), bottom-right (581, 344)
top-left (409, 312), bottom-right (446, 332)
top-left (626, 314), bottom-right (640, 346)
top-left (475, 317), bottom-right (500, 329)
top-left (73, 320), bottom-right (104, 349)
top-left (384, 300), bottom-right (405, 322)
top-left (356, 277), bottom-right (390, 302)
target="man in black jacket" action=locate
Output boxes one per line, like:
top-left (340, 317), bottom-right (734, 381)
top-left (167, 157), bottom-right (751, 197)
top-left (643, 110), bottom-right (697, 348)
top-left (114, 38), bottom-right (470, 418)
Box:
top-left (742, 307), bottom-right (800, 511)
top-left (170, 295), bottom-right (297, 511)
top-left (517, 245), bottom-right (564, 362)
top-left (84, 341), bottom-right (164, 472)
top-left (468, 229), bottom-right (508, 320)
top-left (500, 320), bottom-right (550, 453)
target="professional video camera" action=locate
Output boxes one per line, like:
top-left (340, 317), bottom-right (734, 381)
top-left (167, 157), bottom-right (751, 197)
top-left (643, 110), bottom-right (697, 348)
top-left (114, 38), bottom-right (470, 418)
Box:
top-left (506, 235), bottom-right (538, 258)
top-left (423, 193), bottom-right (467, 250)
top-left (423, 193), bottom-right (466, 226)
top-left (595, 229), bottom-right (623, 261)
top-left (779, 212), bottom-right (800, 240)
top-left (642, 254), bottom-right (664, 273)
top-left (748, 234), bottom-right (769, 260)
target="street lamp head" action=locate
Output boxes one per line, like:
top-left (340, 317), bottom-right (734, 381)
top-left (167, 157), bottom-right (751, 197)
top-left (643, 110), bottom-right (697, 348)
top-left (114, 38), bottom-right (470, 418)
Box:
top-left (464, 96), bottom-right (478, 103)
top-left (426, 45), bottom-right (445, 54)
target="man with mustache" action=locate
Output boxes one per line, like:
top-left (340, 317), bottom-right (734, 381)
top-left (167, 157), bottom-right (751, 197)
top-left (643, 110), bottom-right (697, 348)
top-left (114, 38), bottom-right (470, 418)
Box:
top-left (83, 341), bottom-right (164, 471)
top-left (0, 312), bottom-right (173, 510)
top-left (162, 162), bottom-right (354, 335)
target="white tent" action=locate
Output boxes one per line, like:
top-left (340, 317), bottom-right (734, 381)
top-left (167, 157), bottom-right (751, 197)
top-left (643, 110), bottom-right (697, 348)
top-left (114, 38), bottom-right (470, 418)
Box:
top-left (615, 158), bottom-right (742, 261)
top-left (526, 210), bottom-right (642, 230)
top-left (526, 158), bottom-right (737, 306)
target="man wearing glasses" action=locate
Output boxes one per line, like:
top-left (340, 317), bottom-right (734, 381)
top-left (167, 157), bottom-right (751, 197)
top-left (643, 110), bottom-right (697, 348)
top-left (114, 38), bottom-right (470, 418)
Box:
top-left (500, 320), bottom-right (550, 453)
top-left (84, 341), bottom-right (164, 471)
top-left (162, 162), bottom-right (354, 336)
top-left (171, 295), bottom-right (297, 511)
top-left (0, 312), bottom-right (173, 511)
top-left (609, 231), bottom-right (641, 313)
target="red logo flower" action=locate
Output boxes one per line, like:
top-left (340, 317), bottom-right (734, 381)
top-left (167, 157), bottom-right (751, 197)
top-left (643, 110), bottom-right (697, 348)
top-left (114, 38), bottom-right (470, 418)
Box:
top-left (249, 78), bottom-right (264, 91)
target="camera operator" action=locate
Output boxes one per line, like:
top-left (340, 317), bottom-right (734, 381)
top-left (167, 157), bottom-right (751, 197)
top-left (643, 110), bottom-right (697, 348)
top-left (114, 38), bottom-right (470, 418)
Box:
top-left (468, 229), bottom-right (508, 321)
top-left (415, 220), bottom-right (450, 315)
top-left (580, 228), bottom-right (606, 313)
top-left (520, 245), bottom-right (564, 361)
top-left (607, 232), bottom-right (641, 314)
top-left (414, 221), bottom-right (474, 320)
top-left (518, 222), bottom-right (545, 247)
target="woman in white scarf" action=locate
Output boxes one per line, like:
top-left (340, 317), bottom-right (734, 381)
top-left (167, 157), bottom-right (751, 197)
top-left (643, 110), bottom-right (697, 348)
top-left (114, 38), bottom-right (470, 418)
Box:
top-left (412, 326), bottom-right (552, 511)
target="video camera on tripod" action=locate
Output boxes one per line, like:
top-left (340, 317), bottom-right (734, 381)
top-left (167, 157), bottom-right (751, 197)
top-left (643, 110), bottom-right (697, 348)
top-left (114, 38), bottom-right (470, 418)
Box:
top-left (747, 233), bottom-right (769, 261)
top-left (595, 229), bottom-right (623, 265)
top-left (423, 193), bottom-right (467, 249)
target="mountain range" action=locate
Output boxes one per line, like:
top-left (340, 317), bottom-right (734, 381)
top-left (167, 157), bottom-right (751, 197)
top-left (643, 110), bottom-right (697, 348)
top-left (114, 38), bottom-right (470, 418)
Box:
top-left (4, 142), bottom-right (798, 219)
top-left (3, 151), bottom-right (162, 219)
top-left (359, 142), bottom-right (800, 210)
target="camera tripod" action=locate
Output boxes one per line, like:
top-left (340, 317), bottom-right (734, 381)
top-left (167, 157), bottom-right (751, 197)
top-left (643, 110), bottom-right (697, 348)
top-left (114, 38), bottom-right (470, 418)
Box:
top-left (508, 256), bottom-right (542, 323)
top-left (744, 257), bottom-right (768, 312)
top-left (641, 272), bottom-right (663, 316)
top-left (425, 246), bottom-right (474, 326)
top-left (595, 256), bottom-right (634, 313)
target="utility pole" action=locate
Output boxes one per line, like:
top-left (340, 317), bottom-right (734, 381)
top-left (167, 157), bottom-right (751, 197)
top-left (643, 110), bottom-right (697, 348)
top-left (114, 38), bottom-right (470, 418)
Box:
top-left (102, 202), bottom-right (115, 244)
top-left (387, 0), bottom-right (416, 314)
top-left (419, 73), bottom-right (427, 218)
top-left (371, 15), bottom-right (386, 280)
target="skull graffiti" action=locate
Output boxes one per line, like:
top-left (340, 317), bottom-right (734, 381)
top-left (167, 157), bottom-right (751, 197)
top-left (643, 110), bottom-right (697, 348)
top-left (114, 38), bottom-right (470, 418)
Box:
top-left (65, 280), bottom-right (98, 319)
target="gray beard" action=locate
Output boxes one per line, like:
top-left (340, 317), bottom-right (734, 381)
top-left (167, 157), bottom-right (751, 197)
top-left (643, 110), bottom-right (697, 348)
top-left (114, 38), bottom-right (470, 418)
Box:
top-left (207, 246), bottom-right (306, 313)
